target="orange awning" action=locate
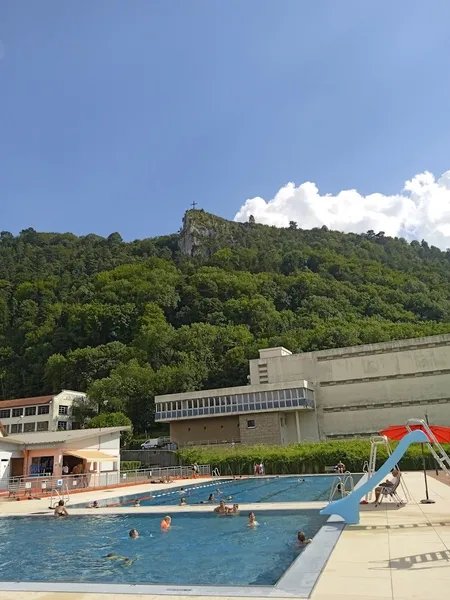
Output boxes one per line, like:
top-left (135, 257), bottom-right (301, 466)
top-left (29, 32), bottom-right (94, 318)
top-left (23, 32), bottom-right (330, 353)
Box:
top-left (63, 450), bottom-right (116, 462)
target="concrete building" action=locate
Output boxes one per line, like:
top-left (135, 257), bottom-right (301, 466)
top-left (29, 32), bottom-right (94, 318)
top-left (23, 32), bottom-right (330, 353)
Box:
top-left (155, 334), bottom-right (450, 445)
top-left (0, 390), bottom-right (87, 435)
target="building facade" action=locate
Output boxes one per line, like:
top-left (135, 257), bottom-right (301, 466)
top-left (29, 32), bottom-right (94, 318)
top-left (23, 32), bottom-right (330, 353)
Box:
top-left (0, 390), bottom-right (87, 435)
top-left (0, 425), bottom-right (128, 490)
top-left (155, 334), bottom-right (450, 445)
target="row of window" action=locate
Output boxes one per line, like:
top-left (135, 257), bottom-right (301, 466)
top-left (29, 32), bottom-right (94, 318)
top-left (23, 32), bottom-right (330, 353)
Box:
top-left (3, 421), bottom-right (50, 434)
top-left (0, 404), bottom-right (69, 420)
top-left (156, 388), bottom-right (314, 414)
top-left (156, 396), bottom-right (315, 421)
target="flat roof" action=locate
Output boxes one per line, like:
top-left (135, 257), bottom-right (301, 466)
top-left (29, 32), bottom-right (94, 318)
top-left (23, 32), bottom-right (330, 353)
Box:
top-left (2, 426), bottom-right (131, 447)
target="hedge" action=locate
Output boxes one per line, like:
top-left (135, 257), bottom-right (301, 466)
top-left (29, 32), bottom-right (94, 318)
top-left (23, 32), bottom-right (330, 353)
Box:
top-left (176, 440), bottom-right (446, 475)
top-left (120, 461), bottom-right (142, 471)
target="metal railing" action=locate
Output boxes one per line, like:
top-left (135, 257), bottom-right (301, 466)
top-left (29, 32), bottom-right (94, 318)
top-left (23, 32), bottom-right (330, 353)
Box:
top-left (6, 464), bottom-right (211, 498)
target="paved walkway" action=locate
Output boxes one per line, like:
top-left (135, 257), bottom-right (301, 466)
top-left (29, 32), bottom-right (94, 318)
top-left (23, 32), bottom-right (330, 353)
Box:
top-left (311, 471), bottom-right (450, 600)
top-left (1, 472), bottom-right (450, 600)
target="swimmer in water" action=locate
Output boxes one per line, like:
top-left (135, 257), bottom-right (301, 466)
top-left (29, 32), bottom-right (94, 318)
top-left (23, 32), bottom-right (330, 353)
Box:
top-left (88, 500), bottom-right (99, 508)
top-left (104, 552), bottom-right (135, 566)
top-left (226, 503), bottom-right (239, 515)
top-left (214, 500), bottom-right (227, 514)
top-left (129, 529), bottom-right (139, 538)
top-left (178, 488), bottom-right (185, 494)
top-left (179, 497), bottom-right (187, 506)
top-left (54, 500), bottom-right (69, 518)
top-left (297, 531), bottom-right (312, 545)
top-left (134, 499), bottom-right (140, 507)
top-left (247, 512), bottom-right (259, 527)
top-left (200, 493), bottom-right (215, 504)
top-left (226, 495), bottom-right (233, 501)
top-left (161, 516), bottom-right (171, 529)
top-left (216, 488), bottom-right (222, 495)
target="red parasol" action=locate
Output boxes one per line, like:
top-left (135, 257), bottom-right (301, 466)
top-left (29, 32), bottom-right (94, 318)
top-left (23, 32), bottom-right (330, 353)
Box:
top-left (380, 424), bottom-right (450, 443)
top-left (379, 423), bottom-right (450, 504)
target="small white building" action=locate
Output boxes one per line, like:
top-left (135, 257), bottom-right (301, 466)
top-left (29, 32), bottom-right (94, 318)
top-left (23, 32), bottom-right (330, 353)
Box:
top-left (0, 424), bottom-right (130, 490)
top-left (0, 390), bottom-right (87, 434)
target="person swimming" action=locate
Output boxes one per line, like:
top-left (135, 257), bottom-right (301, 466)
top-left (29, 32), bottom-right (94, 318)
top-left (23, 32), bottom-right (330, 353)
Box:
top-left (161, 516), bottom-right (171, 529)
top-left (214, 500), bottom-right (227, 514)
top-left (179, 497), bottom-right (187, 506)
top-left (178, 488), bottom-right (185, 494)
top-left (104, 552), bottom-right (135, 566)
top-left (54, 500), bottom-right (69, 518)
top-left (226, 503), bottom-right (239, 515)
top-left (88, 500), bottom-right (99, 508)
top-left (247, 512), bottom-right (259, 527)
top-left (129, 529), bottom-right (139, 538)
top-left (134, 499), bottom-right (140, 507)
top-left (297, 531), bottom-right (312, 545)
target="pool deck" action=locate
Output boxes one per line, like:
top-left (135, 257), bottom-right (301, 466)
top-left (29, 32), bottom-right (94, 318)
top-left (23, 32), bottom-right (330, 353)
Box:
top-left (1, 471), bottom-right (450, 600)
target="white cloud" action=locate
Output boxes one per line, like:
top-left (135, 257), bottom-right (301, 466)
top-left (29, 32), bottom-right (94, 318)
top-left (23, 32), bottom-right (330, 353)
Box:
top-left (234, 170), bottom-right (450, 249)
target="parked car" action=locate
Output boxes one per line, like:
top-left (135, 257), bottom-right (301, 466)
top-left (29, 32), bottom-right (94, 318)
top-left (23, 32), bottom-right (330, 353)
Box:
top-left (140, 438), bottom-right (161, 449)
top-left (140, 438), bottom-right (178, 450)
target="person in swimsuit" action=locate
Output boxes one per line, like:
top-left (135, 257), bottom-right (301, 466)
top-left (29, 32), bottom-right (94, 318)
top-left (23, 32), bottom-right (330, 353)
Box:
top-left (161, 516), bottom-right (171, 529)
top-left (179, 497), bottom-right (187, 506)
top-left (105, 553), bottom-right (135, 566)
top-left (54, 500), bottom-right (69, 517)
top-left (248, 512), bottom-right (259, 527)
top-left (134, 499), bottom-right (140, 507)
top-left (226, 503), bottom-right (239, 515)
top-left (129, 529), bottom-right (139, 538)
top-left (214, 500), bottom-right (227, 514)
top-left (297, 531), bottom-right (312, 545)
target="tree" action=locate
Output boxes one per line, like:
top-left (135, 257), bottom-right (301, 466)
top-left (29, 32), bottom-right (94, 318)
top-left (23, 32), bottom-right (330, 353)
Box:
top-left (86, 412), bottom-right (132, 445)
top-left (288, 221), bottom-right (298, 230)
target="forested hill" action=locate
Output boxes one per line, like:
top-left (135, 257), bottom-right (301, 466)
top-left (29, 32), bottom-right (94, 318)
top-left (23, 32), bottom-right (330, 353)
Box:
top-left (2, 213), bottom-right (450, 432)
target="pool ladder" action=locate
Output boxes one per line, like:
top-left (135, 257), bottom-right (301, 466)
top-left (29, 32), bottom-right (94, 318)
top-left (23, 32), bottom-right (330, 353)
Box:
top-left (48, 483), bottom-right (70, 509)
top-left (329, 473), bottom-right (355, 501)
top-left (212, 468), bottom-right (220, 477)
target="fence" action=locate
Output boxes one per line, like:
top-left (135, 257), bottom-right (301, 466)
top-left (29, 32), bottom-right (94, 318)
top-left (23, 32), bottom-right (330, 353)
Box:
top-left (6, 464), bottom-right (212, 499)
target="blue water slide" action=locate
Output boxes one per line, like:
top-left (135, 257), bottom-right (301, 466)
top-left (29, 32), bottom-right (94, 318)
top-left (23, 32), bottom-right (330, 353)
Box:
top-left (320, 429), bottom-right (428, 524)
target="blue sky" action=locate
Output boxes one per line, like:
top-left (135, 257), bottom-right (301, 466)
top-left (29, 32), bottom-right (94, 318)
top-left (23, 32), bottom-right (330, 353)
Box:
top-left (1, 1), bottom-right (450, 241)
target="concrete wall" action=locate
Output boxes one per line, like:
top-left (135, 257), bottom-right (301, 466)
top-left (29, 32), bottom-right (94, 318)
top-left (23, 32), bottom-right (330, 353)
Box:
top-left (170, 415), bottom-right (240, 445)
top-left (0, 442), bottom-right (14, 489)
top-left (121, 450), bottom-right (180, 467)
top-left (238, 412), bottom-right (281, 445)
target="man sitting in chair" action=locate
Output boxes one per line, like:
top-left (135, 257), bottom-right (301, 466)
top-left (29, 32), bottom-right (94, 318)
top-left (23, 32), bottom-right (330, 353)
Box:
top-left (374, 468), bottom-right (401, 504)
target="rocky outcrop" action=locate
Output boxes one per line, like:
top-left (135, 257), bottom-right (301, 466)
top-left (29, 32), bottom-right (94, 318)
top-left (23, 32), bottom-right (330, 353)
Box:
top-left (178, 210), bottom-right (218, 257)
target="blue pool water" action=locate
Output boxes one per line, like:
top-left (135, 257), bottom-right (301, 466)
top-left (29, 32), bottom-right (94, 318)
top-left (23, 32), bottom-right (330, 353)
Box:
top-left (73, 475), bottom-right (360, 508)
top-left (0, 511), bottom-right (327, 586)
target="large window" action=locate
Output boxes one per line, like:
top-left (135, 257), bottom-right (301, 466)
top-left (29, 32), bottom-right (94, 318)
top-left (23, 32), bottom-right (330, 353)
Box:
top-left (25, 406), bottom-right (36, 416)
top-left (0, 409), bottom-right (10, 419)
top-left (57, 421), bottom-right (67, 430)
top-left (23, 422), bottom-right (36, 432)
top-left (58, 405), bottom-right (69, 415)
top-left (10, 423), bottom-right (23, 434)
top-left (37, 421), bottom-right (49, 431)
top-left (155, 386), bottom-right (314, 421)
top-left (38, 405), bottom-right (50, 415)
top-left (12, 408), bottom-right (23, 417)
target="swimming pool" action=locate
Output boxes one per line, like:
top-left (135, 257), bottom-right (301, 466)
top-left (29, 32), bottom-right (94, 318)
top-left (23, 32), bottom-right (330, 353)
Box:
top-left (0, 511), bottom-right (327, 586)
top-left (72, 475), bottom-right (361, 508)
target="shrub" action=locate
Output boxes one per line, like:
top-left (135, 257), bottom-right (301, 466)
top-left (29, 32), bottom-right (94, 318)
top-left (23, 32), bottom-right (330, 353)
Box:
top-left (120, 461), bottom-right (142, 471)
top-left (176, 440), bottom-right (445, 475)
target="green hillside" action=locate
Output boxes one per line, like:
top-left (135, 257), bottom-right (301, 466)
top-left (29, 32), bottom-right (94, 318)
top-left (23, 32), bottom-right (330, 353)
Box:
top-left (1, 212), bottom-right (450, 432)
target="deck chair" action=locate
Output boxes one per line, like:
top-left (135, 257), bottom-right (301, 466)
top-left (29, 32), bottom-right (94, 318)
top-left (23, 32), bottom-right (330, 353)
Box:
top-left (375, 477), bottom-right (404, 507)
